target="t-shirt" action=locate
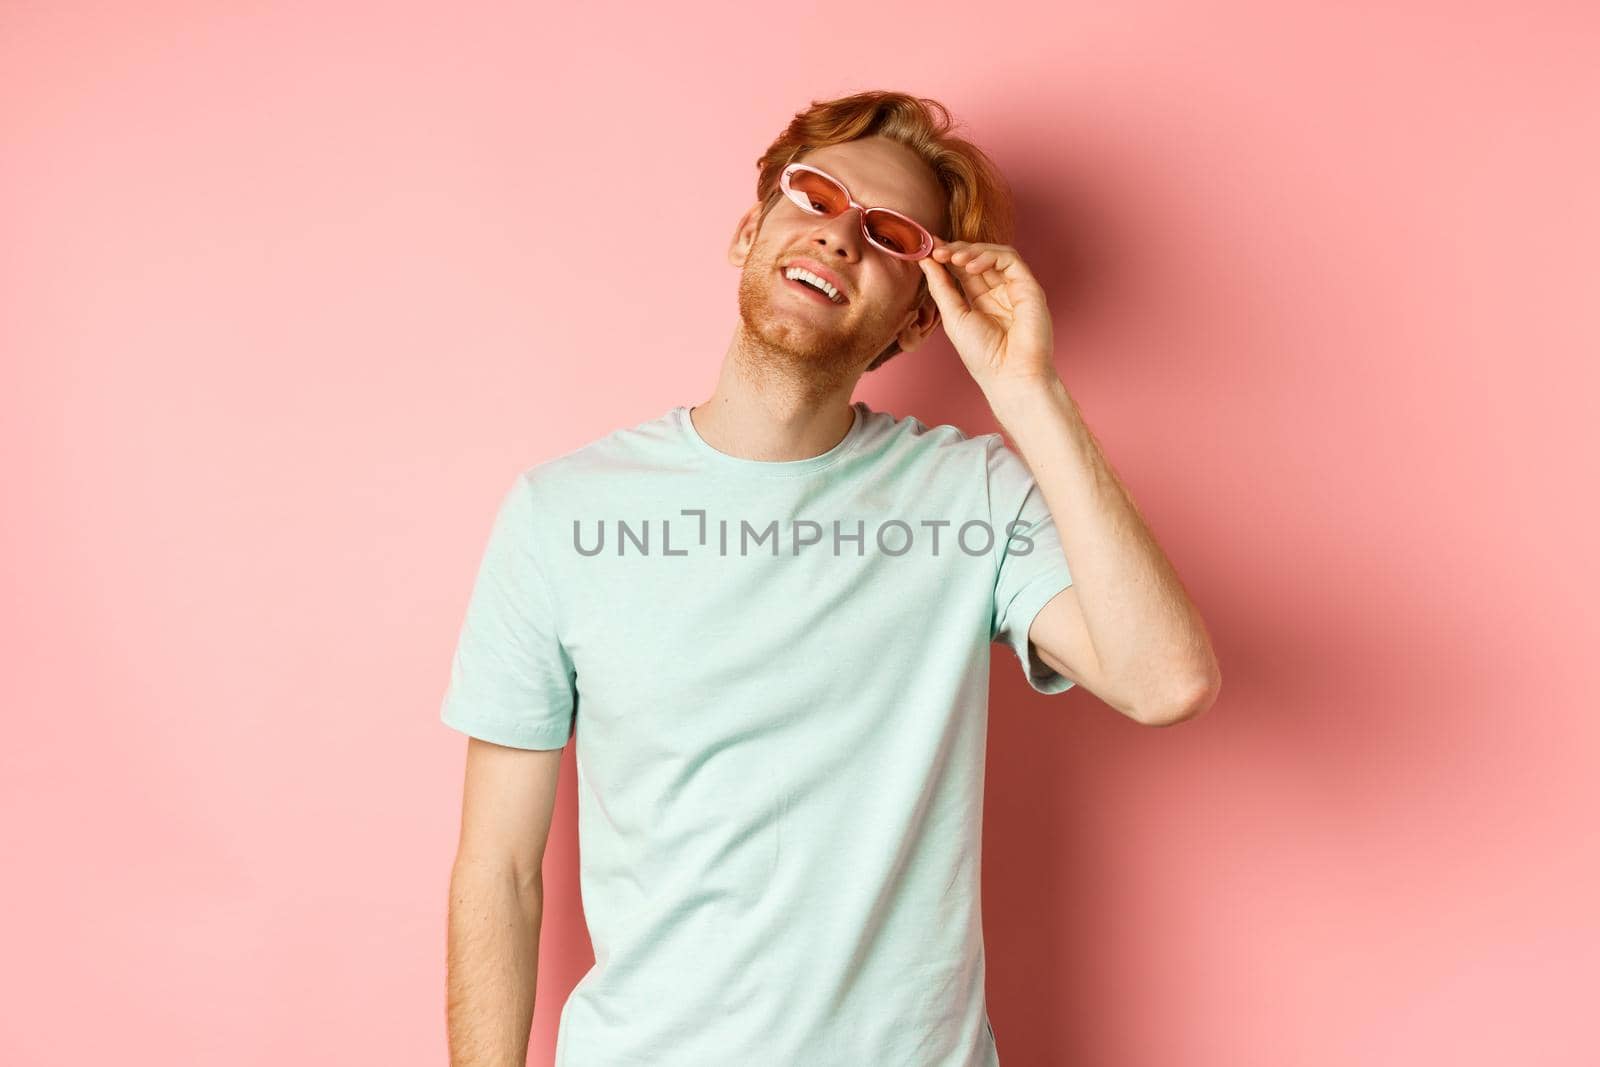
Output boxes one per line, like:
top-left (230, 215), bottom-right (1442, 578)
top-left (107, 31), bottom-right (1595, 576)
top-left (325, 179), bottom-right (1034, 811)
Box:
top-left (440, 398), bottom-right (1076, 1066)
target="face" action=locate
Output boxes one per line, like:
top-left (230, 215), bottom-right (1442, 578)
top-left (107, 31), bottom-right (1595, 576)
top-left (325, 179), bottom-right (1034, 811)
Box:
top-left (728, 135), bottom-right (946, 387)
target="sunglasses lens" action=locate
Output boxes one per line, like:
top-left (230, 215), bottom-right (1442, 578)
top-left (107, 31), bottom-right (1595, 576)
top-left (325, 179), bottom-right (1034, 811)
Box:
top-left (784, 167), bottom-right (930, 257)
top-left (865, 211), bottom-right (927, 257)
top-left (787, 169), bottom-right (849, 215)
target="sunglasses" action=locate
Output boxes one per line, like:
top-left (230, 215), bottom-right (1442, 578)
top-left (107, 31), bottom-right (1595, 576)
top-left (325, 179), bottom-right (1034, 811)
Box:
top-left (778, 162), bottom-right (938, 260)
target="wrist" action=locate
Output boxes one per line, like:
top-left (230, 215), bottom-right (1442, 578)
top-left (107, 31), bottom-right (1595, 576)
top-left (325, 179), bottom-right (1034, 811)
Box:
top-left (986, 374), bottom-right (1072, 428)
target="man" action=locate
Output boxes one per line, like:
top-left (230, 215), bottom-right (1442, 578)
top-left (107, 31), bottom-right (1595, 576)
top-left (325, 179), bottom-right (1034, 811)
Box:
top-left (441, 90), bottom-right (1220, 1066)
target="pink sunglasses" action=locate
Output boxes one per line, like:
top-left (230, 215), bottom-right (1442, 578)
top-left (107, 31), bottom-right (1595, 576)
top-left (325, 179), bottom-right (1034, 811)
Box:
top-left (778, 162), bottom-right (938, 260)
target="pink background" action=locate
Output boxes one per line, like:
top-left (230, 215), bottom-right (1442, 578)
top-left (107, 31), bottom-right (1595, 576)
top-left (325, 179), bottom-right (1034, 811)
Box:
top-left (4, 2), bottom-right (1596, 1064)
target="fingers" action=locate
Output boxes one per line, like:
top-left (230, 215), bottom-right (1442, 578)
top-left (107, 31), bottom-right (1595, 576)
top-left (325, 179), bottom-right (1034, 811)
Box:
top-left (925, 239), bottom-right (1000, 307)
top-left (929, 240), bottom-right (1035, 283)
top-left (918, 247), bottom-right (970, 316)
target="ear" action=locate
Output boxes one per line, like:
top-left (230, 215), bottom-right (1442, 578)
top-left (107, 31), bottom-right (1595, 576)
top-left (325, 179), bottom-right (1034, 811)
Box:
top-left (727, 201), bottom-right (766, 269)
top-left (889, 279), bottom-right (942, 355)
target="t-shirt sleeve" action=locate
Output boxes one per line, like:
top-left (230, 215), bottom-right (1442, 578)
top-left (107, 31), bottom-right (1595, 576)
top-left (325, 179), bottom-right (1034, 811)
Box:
top-left (986, 434), bottom-right (1077, 695)
top-left (440, 473), bottom-right (577, 749)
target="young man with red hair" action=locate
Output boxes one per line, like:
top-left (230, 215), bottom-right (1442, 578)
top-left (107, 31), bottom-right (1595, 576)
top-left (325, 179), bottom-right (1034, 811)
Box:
top-left (442, 90), bottom-right (1220, 1065)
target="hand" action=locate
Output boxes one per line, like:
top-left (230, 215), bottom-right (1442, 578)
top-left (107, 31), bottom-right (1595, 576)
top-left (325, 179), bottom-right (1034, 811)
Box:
top-left (919, 238), bottom-right (1061, 399)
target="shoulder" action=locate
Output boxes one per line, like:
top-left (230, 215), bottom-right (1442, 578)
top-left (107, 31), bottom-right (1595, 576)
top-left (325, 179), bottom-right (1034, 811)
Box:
top-left (514, 407), bottom-right (684, 498)
top-left (858, 403), bottom-right (1001, 469)
top-left (861, 406), bottom-right (1028, 504)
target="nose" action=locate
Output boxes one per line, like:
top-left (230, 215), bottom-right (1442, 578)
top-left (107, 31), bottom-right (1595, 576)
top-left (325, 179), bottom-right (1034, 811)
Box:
top-left (810, 207), bottom-right (864, 261)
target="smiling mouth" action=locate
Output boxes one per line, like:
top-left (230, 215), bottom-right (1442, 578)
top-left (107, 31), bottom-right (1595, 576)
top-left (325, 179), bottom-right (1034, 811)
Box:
top-left (781, 271), bottom-right (846, 306)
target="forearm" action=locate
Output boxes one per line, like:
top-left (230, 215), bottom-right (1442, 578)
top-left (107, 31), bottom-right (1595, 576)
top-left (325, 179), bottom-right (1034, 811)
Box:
top-left (989, 376), bottom-right (1220, 706)
top-left (446, 859), bottom-right (544, 1066)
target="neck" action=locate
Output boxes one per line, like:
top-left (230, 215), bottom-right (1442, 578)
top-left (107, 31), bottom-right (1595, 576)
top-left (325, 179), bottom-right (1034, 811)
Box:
top-left (689, 331), bottom-right (860, 462)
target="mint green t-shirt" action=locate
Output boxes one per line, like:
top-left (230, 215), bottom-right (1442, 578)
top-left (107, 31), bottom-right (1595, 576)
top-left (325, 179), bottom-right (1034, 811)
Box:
top-left (441, 399), bottom-right (1075, 1066)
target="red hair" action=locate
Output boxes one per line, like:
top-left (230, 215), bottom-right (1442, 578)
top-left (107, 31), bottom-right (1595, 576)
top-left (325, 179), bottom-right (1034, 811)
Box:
top-left (752, 90), bottom-right (1016, 371)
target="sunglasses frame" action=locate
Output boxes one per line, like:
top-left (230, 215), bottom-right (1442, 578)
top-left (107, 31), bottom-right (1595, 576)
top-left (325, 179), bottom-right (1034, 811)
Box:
top-left (777, 162), bottom-right (937, 260)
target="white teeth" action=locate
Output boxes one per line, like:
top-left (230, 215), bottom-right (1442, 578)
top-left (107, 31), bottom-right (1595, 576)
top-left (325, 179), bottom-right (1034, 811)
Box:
top-left (784, 266), bottom-right (841, 303)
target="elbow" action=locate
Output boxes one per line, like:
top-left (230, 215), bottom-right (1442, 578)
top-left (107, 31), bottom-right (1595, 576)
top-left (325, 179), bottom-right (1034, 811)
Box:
top-left (1134, 666), bottom-right (1221, 728)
